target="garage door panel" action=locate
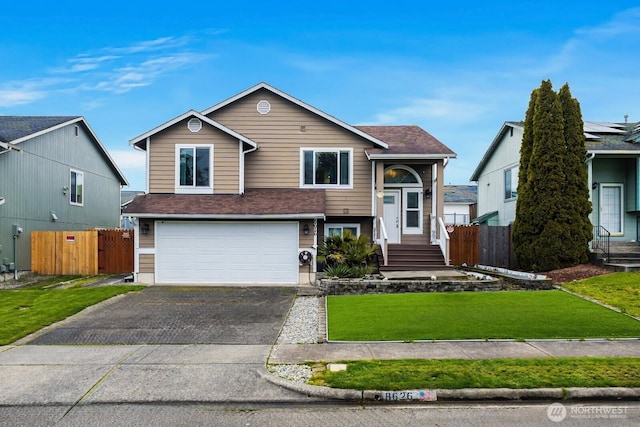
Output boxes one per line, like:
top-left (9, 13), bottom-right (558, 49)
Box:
top-left (155, 222), bottom-right (298, 284)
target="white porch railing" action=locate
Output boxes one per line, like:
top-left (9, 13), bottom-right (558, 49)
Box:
top-left (438, 217), bottom-right (450, 266)
top-left (377, 216), bottom-right (389, 266)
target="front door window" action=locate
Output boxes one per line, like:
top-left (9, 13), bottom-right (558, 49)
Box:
top-left (600, 184), bottom-right (623, 235)
top-left (403, 189), bottom-right (423, 234)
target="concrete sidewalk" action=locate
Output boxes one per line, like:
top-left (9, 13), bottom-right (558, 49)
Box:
top-left (0, 344), bottom-right (320, 406)
top-left (269, 338), bottom-right (640, 364)
top-left (266, 339), bottom-right (640, 403)
top-left (2, 339), bottom-right (640, 406)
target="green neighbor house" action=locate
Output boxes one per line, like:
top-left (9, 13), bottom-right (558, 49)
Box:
top-left (471, 120), bottom-right (640, 238)
top-left (0, 116), bottom-right (128, 277)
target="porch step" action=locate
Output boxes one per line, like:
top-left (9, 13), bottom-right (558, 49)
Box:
top-left (595, 241), bottom-right (640, 271)
top-left (379, 244), bottom-right (451, 272)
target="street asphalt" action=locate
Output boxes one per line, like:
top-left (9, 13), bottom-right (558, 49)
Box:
top-left (1, 284), bottom-right (639, 406)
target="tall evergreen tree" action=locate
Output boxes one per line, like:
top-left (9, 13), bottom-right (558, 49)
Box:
top-left (512, 88), bottom-right (538, 266)
top-left (558, 83), bottom-right (593, 264)
top-left (512, 79), bottom-right (590, 271)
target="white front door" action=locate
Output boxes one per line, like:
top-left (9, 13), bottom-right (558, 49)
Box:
top-left (383, 190), bottom-right (401, 243)
top-left (600, 184), bottom-right (623, 235)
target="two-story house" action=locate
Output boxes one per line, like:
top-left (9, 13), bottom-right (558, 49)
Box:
top-left (471, 120), bottom-right (640, 242)
top-left (124, 83), bottom-right (456, 285)
top-left (0, 116), bottom-right (128, 277)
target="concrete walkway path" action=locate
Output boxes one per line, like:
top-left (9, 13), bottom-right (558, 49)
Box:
top-left (269, 339), bottom-right (640, 364)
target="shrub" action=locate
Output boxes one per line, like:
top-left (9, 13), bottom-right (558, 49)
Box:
top-left (318, 231), bottom-right (377, 278)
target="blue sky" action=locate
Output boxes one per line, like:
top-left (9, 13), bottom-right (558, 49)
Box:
top-left (2, 1), bottom-right (639, 190)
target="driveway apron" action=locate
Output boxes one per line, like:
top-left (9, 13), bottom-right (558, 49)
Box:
top-left (25, 286), bottom-right (297, 345)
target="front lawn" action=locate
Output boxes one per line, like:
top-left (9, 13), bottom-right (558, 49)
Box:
top-left (0, 280), bottom-right (144, 345)
top-left (563, 272), bottom-right (640, 317)
top-left (309, 357), bottom-right (640, 390)
top-left (327, 290), bottom-right (640, 341)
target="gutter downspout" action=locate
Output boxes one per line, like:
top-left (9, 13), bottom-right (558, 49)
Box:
top-left (240, 142), bottom-right (258, 195)
top-left (586, 152), bottom-right (595, 204)
top-left (145, 138), bottom-right (151, 194)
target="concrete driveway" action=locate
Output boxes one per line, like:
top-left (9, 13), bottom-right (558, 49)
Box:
top-left (25, 286), bottom-right (297, 345)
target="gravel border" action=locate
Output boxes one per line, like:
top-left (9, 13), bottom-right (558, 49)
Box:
top-left (271, 296), bottom-right (319, 383)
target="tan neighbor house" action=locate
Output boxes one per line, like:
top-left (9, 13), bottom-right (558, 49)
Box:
top-left (124, 83), bottom-right (456, 285)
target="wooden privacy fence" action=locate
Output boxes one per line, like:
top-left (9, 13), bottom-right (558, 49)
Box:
top-left (479, 224), bottom-right (518, 269)
top-left (32, 229), bottom-right (134, 275)
top-left (448, 224), bottom-right (518, 269)
top-left (448, 225), bottom-right (479, 266)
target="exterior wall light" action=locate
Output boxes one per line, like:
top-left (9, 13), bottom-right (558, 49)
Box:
top-left (303, 224), bottom-right (310, 235)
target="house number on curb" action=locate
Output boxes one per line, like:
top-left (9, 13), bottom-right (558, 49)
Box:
top-left (376, 390), bottom-right (437, 401)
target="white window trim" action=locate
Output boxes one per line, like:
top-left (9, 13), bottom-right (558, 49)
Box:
top-left (324, 223), bottom-right (361, 238)
top-left (402, 188), bottom-right (423, 234)
top-left (300, 147), bottom-right (354, 189)
top-left (600, 183), bottom-right (624, 236)
top-left (175, 144), bottom-right (214, 194)
top-left (69, 169), bottom-right (84, 206)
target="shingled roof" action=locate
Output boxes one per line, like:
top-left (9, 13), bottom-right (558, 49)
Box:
top-left (0, 116), bottom-right (80, 142)
top-left (358, 125), bottom-right (457, 159)
top-left (123, 188), bottom-right (326, 218)
top-left (0, 115), bottom-right (128, 185)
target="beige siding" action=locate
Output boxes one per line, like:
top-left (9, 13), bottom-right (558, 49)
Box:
top-left (139, 220), bottom-right (155, 248)
top-left (208, 89), bottom-right (374, 216)
top-left (148, 118), bottom-right (240, 194)
top-left (139, 254), bottom-right (155, 274)
top-left (298, 220), bottom-right (315, 248)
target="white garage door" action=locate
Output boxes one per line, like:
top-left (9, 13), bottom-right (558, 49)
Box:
top-left (155, 221), bottom-right (299, 284)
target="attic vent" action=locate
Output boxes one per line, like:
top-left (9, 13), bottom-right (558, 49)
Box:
top-left (257, 100), bottom-right (271, 115)
top-left (187, 118), bottom-right (202, 133)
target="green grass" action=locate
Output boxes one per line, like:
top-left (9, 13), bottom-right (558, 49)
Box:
top-left (327, 290), bottom-right (640, 341)
top-left (0, 283), bottom-right (144, 345)
top-left (563, 272), bottom-right (640, 317)
top-left (309, 357), bottom-right (640, 390)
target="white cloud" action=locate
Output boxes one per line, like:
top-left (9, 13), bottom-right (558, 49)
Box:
top-left (373, 98), bottom-right (490, 125)
top-left (109, 149), bottom-right (146, 169)
top-left (575, 7), bottom-right (640, 39)
top-left (0, 78), bottom-right (69, 107)
top-left (108, 36), bottom-right (192, 55)
top-left (0, 88), bottom-right (45, 107)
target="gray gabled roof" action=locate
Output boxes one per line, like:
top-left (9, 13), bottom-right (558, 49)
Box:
top-left (470, 121), bottom-right (522, 182)
top-left (0, 115), bottom-right (128, 185)
top-left (0, 116), bottom-right (80, 143)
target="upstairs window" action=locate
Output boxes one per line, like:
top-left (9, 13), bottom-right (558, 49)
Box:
top-left (301, 148), bottom-right (352, 188)
top-left (70, 170), bottom-right (84, 206)
top-left (176, 144), bottom-right (213, 193)
top-left (504, 166), bottom-right (519, 200)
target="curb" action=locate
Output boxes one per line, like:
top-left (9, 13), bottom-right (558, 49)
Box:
top-left (259, 368), bottom-right (640, 402)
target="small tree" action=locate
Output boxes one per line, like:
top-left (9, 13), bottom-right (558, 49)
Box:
top-left (512, 80), bottom-right (592, 271)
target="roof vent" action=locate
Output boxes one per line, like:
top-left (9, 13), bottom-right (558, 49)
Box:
top-left (187, 118), bottom-right (202, 133)
top-left (257, 100), bottom-right (271, 115)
